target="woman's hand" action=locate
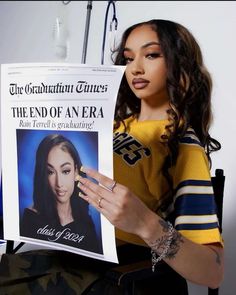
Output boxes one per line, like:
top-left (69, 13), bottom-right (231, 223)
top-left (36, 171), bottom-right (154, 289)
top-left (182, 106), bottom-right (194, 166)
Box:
top-left (77, 167), bottom-right (157, 239)
top-left (77, 167), bottom-right (224, 288)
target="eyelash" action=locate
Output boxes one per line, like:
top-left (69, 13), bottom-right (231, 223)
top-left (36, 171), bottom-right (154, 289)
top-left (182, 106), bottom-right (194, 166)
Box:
top-left (47, 169), bottom-right (71, 176)
top-left (124, 57), bottom-right (133, 64)
top-left (146, 53), bottom-right (162, 59)
top-left (47, 169), bottom-right (54, 175)
top-left (63, 169), bottom-right (71, 175)
top-left (124, 53), bottom-right (162, 64)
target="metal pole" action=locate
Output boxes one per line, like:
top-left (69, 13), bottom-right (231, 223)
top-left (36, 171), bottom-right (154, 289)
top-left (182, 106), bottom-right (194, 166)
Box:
top-left (81, 1), bottom-right (93, 64)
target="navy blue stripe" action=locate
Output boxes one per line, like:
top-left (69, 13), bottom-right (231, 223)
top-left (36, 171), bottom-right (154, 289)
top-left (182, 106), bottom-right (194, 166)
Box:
top-left (175, 194), bottom-right (217, 216)
top-left (175, 179), bottom-right (212, 192)
top-left (179, 137), bottom-right (202, 146)
top-left (176, 222), bottom-right (219, 231)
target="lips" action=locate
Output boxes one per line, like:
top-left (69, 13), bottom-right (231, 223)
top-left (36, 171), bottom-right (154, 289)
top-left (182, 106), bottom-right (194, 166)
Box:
top-left (56, 189), bottom-right (66, 197)
top-left (132, 78), bottom-right (150, 89)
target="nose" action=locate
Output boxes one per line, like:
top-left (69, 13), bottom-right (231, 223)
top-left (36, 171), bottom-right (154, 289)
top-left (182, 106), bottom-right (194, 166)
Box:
top-left (55, 173), bottom-right (63, 187)
top-left (130, 57), bottom-right (144, 75)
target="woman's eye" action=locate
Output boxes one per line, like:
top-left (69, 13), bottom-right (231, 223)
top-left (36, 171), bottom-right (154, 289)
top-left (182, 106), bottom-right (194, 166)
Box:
top-left (63, 169), bottom-right (71, 175)
top-left (47, 169), bottom-right (54, 176)
top-left (124, 57), bottom-right (133, 64)
top-left (146, 53), bottom-right (162, 59)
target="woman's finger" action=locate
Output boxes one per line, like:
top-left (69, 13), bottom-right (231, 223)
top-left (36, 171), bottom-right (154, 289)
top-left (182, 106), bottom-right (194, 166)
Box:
top-left (77, 174), bottom-right (112, 201)
top-left (77, 174), bottom-right (120, 213)
top-left (80, 167), bottom-right (118, 192)
top-left (78, 190), bottom-right (106, 210)
top-left (78, 185), bottom-right (117, 222)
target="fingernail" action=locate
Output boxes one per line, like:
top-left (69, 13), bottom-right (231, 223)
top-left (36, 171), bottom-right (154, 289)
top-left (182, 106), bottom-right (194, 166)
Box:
top-left (80, 166), bottom-right (91, 174)
top-left (80, 166), bottom-right (85, 172)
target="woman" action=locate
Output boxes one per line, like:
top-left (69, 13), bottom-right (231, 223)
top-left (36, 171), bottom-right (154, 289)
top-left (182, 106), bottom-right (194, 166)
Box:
top-left (77, 19), bottom-right (224, 292)
top-left (20, 134), bottom-right (102, 254)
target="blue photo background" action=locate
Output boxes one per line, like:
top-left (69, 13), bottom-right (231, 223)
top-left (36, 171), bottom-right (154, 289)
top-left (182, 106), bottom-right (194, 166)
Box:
top-left (16, 129), bottom-right (102, 242)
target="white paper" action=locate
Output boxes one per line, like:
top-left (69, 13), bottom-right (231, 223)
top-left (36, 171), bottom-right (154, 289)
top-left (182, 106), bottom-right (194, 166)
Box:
top-left (1, 63), bottom-right (125, 262)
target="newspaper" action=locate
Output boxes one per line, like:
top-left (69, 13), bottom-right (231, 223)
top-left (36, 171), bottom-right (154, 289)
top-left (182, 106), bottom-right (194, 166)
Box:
top-left (0, 63), bottom-right (125, 262)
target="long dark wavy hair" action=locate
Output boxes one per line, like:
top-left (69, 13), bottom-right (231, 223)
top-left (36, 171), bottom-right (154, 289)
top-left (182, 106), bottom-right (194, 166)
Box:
top-left (113, 19), bottom-right (221, 195)
top-left (33, 134), bottom-right (89, 225)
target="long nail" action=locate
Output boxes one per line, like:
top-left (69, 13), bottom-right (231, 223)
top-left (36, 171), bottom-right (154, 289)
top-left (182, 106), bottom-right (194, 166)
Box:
top-left (80, 166), bottom-right (85, 172)
top-left (75, 175), bottom-right (81, 181)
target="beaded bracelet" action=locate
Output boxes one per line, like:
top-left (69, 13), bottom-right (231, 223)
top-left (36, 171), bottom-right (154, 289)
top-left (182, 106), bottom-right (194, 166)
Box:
top-left (149, 221), bottom-right (175, 272)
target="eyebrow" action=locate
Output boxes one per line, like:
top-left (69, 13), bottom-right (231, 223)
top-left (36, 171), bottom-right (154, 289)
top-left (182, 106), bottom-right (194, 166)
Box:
top-left (47, 162), bottom-right (72, 169)
top-left (124, 41), bottom-right (161, 52)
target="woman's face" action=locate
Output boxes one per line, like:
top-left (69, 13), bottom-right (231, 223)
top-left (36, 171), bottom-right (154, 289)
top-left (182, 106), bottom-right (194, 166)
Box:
top-left (123, 25), bottom-right (169, 106)
top-left (47, 145), bottom-right (77, 204)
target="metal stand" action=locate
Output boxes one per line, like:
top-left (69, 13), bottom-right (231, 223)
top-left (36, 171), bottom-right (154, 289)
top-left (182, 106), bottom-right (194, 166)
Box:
top-left (6, 240), bottom-right (25, 254)
top-left (81, 1), bottom-right (93, 64)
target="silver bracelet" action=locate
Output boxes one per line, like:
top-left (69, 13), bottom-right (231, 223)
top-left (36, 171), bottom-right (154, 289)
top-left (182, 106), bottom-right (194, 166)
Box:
top-left (150, 221), bottom-right (175, 272)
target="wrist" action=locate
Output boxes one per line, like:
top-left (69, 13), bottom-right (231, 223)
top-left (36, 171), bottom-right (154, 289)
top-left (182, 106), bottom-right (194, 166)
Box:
top-left (138, 214), bottom-right (177, 272)
top-left (138, 211), bottom-right (163, 243)
top-left (149, 221), bottom-right (175, 272)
